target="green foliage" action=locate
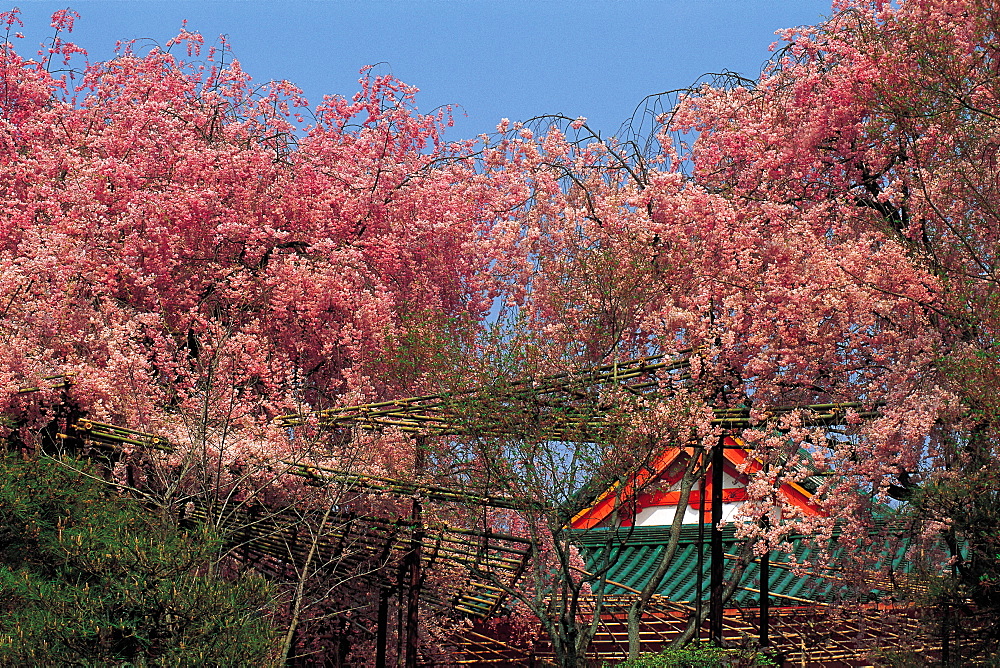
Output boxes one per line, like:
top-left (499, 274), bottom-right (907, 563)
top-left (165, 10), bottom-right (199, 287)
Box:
top-left (0, 454), bottom-right (278, 666)
top-left (613, 644), bottom-right (776, 668)
top-left (876, 646), bottom-right (938, 667)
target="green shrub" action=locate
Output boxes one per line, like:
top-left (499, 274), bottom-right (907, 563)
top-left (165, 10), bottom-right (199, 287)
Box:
top-left (0, 454), bottom-right (278, 666)
top-left (615, 643), bottom-right (777, 668)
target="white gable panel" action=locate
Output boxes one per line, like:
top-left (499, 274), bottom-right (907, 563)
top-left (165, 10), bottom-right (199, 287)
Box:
top-left (633, 501), bottom-right (743, 526)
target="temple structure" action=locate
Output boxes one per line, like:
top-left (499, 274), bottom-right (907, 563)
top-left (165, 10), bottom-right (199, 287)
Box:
top-left (570, 436), bottom-right (822, 530)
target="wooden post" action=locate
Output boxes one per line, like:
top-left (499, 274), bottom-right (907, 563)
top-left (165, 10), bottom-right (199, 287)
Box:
top-left (709, 436), bottom-right (725, 645)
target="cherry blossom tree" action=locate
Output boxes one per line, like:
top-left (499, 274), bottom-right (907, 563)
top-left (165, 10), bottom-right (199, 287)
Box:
top-left (0, 6), bottom-right (515, 489)
top-left (0, 9), bottom-right (518, 663)
top-left (468, 0), bottom-right (998, 659)
top-left (667, 0), bottom-right (1000, 652)
top-left (465, 1), bottom-right (984, 650)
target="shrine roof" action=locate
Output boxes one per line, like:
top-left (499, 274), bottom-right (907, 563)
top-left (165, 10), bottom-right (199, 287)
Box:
top-left (571, 525), bottom-right (914, 605)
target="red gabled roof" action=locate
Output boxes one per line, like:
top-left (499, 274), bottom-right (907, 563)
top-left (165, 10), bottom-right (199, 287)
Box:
top-left (570, 436), bottom-right (823, 529)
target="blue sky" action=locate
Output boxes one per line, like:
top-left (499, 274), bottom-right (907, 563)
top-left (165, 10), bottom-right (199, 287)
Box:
top-left (10, 1), bottom-right (834, 139)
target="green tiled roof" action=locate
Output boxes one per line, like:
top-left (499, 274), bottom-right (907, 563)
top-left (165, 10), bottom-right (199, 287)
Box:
top-left (572, 525), bottom-right (911, 606)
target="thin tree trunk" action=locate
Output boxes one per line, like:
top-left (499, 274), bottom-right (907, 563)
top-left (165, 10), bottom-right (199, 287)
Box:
top-left (672, 538), bottom-right (755, 646)
top-left (627, 451), bottom-right (702, 659)
top-left (281, 503), bottom-right (335, 665)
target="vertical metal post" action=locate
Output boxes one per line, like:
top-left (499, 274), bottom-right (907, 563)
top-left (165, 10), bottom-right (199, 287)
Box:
top-left (709, 436), bottom-right (725, 645)
top-left (404, 498), bottom-right (423, 668)
top-left (405, 437), bottom-right (426, 668)
top-left (760, 551), bottom-right (770, 649)
top-left (942, 600), bottom-right (951, 667)
top-left (695, 450), bottom-right (706, 640)
top-left (396, 569), bottom-right (405, 667)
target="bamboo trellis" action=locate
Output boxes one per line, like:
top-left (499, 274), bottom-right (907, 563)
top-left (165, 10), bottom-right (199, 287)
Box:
top-left (12, 375), bottom-right (172, 452)
top-left (14, 373), bottom-right (76, 395)
top-left (275, 355), bottom-right (691, 439)
top-left (9, 374), bottom-right (536, 625)
top-left (283, 462), bottom-right (544, 512)
top-left (15, 355), bottom-right (880, 450)
top-left (274, 352), bottom-right (880, 440)
top-left (446, 595), bottom-right (952, 667)
top-left (182, 500), bottom-right (531, 620)
top-left (577, 596), bottom-right (945, 666)
top-left (68, 418), bottom-right (173, 451)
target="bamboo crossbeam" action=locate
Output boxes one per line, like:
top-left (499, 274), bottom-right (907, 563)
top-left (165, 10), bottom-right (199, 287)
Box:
top-left (428, 544), bottom-right (525, 568)
top-left (283, 462), bottom-right (543, 511)
top-left (216, 520), bottom-right (522, 573)
top-left (453, 605), bottom-right (490, 617)
top-left (474, 583), bottom-right (507, 594)
top-left (221, 523), bottom-right (524, 571)
top-left (12, 376), bottom-right (176, 455)
top-left (459, 594), bottom-right (497, 607)
top-left (422, 524), bottom-right (531, 549)
top-left (737, 586), bottom-right (828, 606)
top-left (15, 373), bottom-right (76, 394)
top-left (485, 354), bottom-right (686, 399)
top-left (274, 353), bottom-right (691, 430)
top-left (275, 348), bottom-right (881, 439)
top-left (184, 499), bottom-right (529, 620)
top-left (71, 419), bottom-right (173, 451)
top-left (229, 540), bottom-right (510, 617)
